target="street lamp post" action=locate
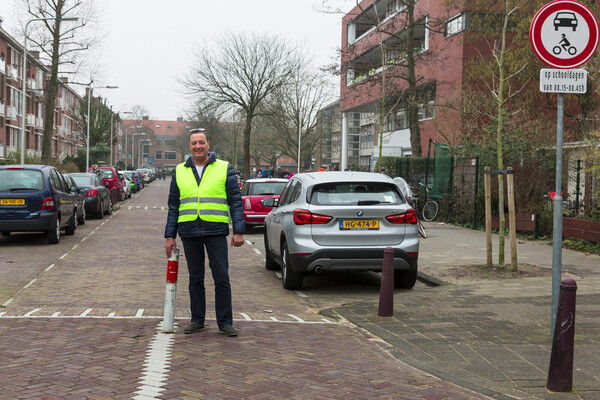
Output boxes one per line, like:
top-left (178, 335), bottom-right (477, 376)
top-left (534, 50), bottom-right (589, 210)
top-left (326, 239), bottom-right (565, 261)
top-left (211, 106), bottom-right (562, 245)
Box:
top-left (138, 139), bottom-right (151, 169)
top-left (21, 16), bottom-right (78, 164)
top-left (124, 125), bottom-right (141, 170)
top-left (110, 110), bottom-right (132, 167)
top-left (86, 84), bottom-right (118, 171)
top-left (131, 132), bottom-right (146, 170)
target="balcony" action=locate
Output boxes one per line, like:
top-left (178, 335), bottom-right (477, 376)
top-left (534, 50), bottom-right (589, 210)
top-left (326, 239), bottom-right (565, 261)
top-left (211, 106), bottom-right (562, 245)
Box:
top-left (347, 0), bottom-right (409, 46)
top-left (0, 59), bottom-right (5, 74)
top-left (0, 100), bottom-right (5, 117)
top-left (59, 126), bottom-right (69, 137)
top-left (27, 78), bottom-right (36, 90)
top-left (6, 105), bottom-right (18, 121)
top-left (27, 114), bottom-right (36, 127)
top-left (6, 65), bottom-right (19, 81)
top-left (345, 16), bottom-right (429, 87)
top-left (36, 117), bottom-right (44, 129)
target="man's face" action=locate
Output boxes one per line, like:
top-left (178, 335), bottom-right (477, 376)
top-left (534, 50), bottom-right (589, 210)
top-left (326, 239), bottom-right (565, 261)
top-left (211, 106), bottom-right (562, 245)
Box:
top-left (189, 132), bottom-right (209, 161)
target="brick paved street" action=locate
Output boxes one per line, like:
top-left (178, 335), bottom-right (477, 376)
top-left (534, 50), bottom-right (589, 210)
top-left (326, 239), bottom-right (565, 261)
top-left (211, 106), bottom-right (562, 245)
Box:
top-left (0, 181), bottom-right (491, 399)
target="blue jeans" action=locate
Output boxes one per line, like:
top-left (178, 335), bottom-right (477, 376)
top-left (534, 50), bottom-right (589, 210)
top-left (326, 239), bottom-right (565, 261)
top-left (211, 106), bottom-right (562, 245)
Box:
top-left (181, 235), bottom-right (232, 327)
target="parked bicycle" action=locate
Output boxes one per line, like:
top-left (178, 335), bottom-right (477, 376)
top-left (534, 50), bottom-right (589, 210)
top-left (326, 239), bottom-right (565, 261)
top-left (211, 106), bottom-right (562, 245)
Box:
top-left (418, 183), bottom-right (439, 222)
top-left (393, 177), bottom-right (427, 238)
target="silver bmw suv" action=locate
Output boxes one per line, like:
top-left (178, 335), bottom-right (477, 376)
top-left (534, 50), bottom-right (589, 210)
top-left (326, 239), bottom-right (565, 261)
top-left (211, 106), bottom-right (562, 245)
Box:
top-left (263, 171), bottom-right (419, 290)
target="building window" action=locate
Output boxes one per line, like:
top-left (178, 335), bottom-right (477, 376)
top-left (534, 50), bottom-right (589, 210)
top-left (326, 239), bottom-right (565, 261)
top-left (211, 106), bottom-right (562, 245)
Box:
top-left (396, 109), bottom-right (408, 130)
top-left (164, 151), bottom-right (177, 160)
top-left (155, 151), bottom-right (162, 160)
top-left (418, 101), bottom-right (435, 121)
top-left (156, 137), bottom-right (162, 146)
top-left (446, 13), bottom-right (465, 37)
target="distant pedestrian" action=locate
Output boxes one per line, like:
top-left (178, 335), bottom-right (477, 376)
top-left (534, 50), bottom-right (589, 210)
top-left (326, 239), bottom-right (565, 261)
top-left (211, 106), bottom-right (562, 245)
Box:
top-left (164, 128), bottom-right (245, 337)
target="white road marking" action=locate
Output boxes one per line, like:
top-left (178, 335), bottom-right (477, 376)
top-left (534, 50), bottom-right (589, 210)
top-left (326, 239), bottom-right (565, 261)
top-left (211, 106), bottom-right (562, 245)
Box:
top-left (107, 312), bottom-right (116, 318)
top-left (59, 253), bottom-right (68, 260)
top-left (23, 308), bottom-right (41, 317)
top-left (288, 314), bottom-right (305, 323)
top-left (295, 291), bottom-right (308, 298)
top-left (133, 323), bottom-right (175, 400)
top-left (2, 299), bottom-right (13, 307)
top-left (51, 312), bottom-right (61, 317)
top-left (79, 308), bottom-right (93, 317)
top-left (253, 248), bottom-right (261, 255)
top-left (0, 312), bottom-right (6, 317)
top-left (239, 313), bottom-right (252, 320)
top-left (23, 279), bottom-right (37, 289)
top-left (135, 309), bottom-right (145, 318)
top-left (44, 264), bottom-right (55, 272)
top-left (72, 244), bottom-right (79, 250)
top-left (275, 272), bottom-right (282, 278)
top-left (269, 316), bottom-right (279, 321)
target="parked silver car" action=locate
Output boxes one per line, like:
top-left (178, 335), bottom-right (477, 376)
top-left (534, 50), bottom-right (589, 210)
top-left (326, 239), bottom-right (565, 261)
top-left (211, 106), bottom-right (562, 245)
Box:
top-left (263, 171), bottom-right (419, 290)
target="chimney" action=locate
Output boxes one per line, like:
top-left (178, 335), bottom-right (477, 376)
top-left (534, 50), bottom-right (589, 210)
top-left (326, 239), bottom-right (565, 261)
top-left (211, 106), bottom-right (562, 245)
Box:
top-left (142, 115), bottom-right (149, 121)
top-left (177, 117), bottom-right (183, 123)
top-left (0, 17), bottom-right (4, 29)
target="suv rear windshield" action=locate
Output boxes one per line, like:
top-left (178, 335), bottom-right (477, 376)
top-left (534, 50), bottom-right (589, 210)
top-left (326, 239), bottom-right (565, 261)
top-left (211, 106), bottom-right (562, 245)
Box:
top-left (0, 169), bottom-right (44, 192)
top-left (246, 182), bottom-right (287, 196)
top-left (310, 182), bottom-right (403, 205)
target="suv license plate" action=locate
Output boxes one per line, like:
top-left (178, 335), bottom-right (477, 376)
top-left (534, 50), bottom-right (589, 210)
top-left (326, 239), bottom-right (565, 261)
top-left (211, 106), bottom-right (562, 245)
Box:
top-left (339, 219), bottom-right (379, 230)
top-left (1, 199), bottom-right (25, 206)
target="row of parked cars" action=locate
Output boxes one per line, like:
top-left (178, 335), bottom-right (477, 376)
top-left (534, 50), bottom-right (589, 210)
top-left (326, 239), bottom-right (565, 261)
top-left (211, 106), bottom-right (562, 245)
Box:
top-left (0, 164), bottom-right (154, 244)
top-left (241, 173), bottom-right (420, 291)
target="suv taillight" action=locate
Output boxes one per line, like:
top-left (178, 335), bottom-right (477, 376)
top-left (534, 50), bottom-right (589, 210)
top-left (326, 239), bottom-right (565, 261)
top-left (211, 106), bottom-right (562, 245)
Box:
top-left (293, 209), bottom-right (333, 225)
top-left (41, 197), bottom-right (54, 210)
top-left (386, 209), bottom-right (418, 224)
top-left (86, 189), bottom-right (98, 197)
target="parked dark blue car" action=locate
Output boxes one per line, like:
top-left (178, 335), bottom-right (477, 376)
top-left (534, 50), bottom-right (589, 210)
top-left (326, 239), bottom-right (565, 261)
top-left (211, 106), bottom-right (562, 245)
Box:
top-left (0, 165), bottom-right (78, 244)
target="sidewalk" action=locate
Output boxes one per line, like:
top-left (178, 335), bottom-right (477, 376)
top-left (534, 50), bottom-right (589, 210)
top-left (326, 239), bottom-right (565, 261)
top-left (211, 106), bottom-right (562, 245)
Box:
top-left (327, 223), bottom-right (600, 400)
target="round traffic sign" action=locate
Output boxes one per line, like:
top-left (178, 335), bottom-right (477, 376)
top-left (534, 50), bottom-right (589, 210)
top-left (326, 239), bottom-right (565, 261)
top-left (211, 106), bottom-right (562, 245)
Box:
top-left (530, 0), bottom-right (599, 69)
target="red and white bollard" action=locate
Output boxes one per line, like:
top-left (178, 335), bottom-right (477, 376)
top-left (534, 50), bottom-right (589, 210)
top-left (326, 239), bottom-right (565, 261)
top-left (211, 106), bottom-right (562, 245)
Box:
top-left (162, 249), bottom-right (179, 333)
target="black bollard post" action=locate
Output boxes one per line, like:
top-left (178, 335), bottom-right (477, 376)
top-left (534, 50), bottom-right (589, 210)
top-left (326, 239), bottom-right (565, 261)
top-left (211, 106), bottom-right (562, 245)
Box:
top-left (547, 278), bottom-right (577, 392)
top-left (378, 247), bottom-right (394, 317)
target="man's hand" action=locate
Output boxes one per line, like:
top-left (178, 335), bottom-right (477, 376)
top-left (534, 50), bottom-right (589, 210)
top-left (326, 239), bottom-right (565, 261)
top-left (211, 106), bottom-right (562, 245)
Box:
top-left (165, 238), bottom-right (177, 258)
top-left (231, 233), bottom-right (245, 247)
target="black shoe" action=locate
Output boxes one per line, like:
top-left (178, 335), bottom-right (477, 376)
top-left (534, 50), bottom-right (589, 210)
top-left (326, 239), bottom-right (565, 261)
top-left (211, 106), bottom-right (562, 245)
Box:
top-left (219, 325), bottom-right (238, 337)
top-left (184, 321), bottom-right (205, 334)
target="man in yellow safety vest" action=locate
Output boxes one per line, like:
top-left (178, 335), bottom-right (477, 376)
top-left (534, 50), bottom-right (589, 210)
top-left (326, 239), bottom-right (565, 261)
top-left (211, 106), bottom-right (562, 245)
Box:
top-left (164, 128), bottom-right (245, 337)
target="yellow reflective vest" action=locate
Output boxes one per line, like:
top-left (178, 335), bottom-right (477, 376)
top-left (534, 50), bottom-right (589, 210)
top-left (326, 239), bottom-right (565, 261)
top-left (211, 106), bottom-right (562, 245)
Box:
top-left (176, 160), bottom-right (229, 224)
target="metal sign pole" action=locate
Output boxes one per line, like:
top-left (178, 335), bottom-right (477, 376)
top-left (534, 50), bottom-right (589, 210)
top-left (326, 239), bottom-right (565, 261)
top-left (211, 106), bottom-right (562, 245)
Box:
top-left (551, 93), bottom-right (564, 336)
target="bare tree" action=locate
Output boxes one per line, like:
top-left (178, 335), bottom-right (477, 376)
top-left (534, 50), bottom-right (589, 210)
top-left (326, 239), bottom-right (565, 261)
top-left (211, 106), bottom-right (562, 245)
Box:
top-left (256, 68), bottom-right (335, 171)
top-left (19, 0), bottom-right (100, 163)
top-left (180, 32), bottom-right (301, 179)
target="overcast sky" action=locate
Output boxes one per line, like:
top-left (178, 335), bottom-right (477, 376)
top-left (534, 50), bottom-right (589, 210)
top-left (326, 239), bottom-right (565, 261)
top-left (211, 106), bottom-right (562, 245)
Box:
top-left (0, 0), bottom-right (350, 121)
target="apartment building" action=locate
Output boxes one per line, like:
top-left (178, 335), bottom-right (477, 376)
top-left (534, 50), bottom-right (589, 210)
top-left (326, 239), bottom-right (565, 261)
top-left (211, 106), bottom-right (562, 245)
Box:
top-left (122, 118), bottom-right (190, 171)
top-left (0, 20), bottom-right (83, 161)
top-left (339, 0), bottom-right (466, 170)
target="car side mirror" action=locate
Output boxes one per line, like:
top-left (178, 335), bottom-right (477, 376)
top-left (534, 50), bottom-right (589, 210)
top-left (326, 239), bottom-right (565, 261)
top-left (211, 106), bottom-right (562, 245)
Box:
top-left (262, 197), bottom-right (277, 208)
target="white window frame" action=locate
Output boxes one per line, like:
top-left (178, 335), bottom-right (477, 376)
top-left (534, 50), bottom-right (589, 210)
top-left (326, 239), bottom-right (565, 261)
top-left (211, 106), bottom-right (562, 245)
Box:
top-left (446, 13), bottom-right (465, 38)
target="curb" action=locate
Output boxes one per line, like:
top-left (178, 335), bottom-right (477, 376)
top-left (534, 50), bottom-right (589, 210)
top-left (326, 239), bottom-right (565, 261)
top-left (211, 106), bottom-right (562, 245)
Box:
top-left (417, 271), bottom-right (445, 287)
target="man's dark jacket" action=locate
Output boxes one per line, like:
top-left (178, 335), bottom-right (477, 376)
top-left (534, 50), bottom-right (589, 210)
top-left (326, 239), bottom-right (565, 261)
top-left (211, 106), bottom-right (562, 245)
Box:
top-left (164, 152), bottom-right (245, 238)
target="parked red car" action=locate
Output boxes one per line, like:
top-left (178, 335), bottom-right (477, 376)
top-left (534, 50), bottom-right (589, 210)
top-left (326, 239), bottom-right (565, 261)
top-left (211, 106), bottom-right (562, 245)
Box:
top-left (241, 178), bottom-right (288, 229)
top-left (87, 166), bottom-right (123, 205)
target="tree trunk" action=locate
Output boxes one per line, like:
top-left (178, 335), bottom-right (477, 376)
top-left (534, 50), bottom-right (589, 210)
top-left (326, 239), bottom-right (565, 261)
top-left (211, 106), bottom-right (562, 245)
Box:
top-left (243, 115), bottom-right (252, 179)
top-left (407, 1), bottom-right (422, 157)
top-left (42, 11), bottom-right (63, 163)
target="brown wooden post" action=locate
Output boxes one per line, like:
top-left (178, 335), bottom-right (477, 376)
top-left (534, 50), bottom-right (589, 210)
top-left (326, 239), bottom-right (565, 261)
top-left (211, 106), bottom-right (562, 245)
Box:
top-left (507, 167), bottom-right (517, 271)
top-left (485, 167), bottom-right (492, 267)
